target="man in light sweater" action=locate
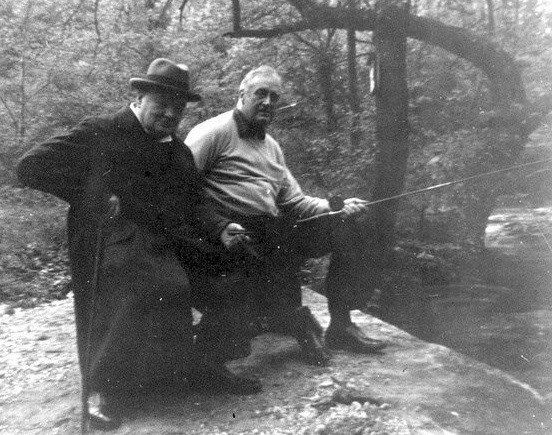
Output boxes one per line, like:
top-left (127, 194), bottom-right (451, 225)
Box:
top-left (185, 66), bottom-right (386, 372)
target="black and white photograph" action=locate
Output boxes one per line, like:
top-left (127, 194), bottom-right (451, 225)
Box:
top-left (0, 1), bottom-right (551, 433)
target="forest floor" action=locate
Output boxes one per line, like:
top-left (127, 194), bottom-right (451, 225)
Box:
top-left (0, 285), bottom-right (550, 435)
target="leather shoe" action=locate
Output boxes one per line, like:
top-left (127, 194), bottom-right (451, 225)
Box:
top-left (190, 361), bottom-right (262, 395)
top-left (325, 323), bottom-right (387, 354)
top-left (292, 306), bottom-right (331, 366)
top-left (300, 335), bottom-right (332, 366)
top-left (87, 393), bottom-right (122, 431)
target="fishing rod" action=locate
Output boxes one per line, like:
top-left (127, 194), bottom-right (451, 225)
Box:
top-left (296, 158), bottom-right (552, 224)
top-left (275, 102), bottom-right (301, 112)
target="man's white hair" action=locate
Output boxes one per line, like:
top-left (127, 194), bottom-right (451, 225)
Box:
top-left (239, 65), bottom-right (282, 92)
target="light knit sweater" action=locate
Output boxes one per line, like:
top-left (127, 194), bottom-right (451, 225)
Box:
top-left (186, 110), bottom-right (329, 220)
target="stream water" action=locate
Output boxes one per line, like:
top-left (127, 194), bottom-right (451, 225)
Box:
top-left (384, 206), bottom-right (552, 397)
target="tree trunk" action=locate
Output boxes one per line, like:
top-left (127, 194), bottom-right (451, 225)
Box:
top-left (485, 0), bottom-right (495, 34)
top-left (317, 51), bottom-right (338, 132)
top-left (371, 0), bottom-right (410, 267)
top-left (347, 0), bottom-right (362, 148)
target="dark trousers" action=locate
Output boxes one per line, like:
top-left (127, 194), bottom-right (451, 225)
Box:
top-left (72, 219), bottom-right (194, 395)
top-left (184, 213), bottom-right (381, 362)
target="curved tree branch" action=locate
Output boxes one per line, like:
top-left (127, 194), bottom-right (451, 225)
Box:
top-left (178, 0), bottom-right (189, 23)
top-left (224, 21), bottom-right (313, 37)
top-left (228, 0), bottom-right (530, 108)
top-left (227, 0), bottom-right (552, 136)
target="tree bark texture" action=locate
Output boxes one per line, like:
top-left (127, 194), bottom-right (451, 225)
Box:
top-left (347, 0), bottom-right (362, 148)
top-left (372, 1), bottom-right (410, 266)
top-left (317, 51), bottom-right (338, 133)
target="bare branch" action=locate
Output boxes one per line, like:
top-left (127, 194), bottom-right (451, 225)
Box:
top-left (226, 1), bottom-right (526, 105)
top-left (29, 69), bottom-right (54, 100)
top-left (178, 0), bottom-right (189, 24)
top-left (161, 0), bottom-right (174, 18)
top-left (158, 0), bottom-right (174, 28)
top-left (223, 21), bottom-right (314, 38)
top-left (93, 0), bottom-right (102, 56)
top-left (232, 0), bottom-right (241, 32)
top-left (292, 32), bottom-right (317, 50)
top-left (0, 94), bottom-right (19, 130)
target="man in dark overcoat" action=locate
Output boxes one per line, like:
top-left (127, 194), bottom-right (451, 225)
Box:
top-left (16, 58), bottom-right (260, 431)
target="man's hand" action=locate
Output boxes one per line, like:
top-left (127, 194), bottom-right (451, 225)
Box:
top-left (107, 195), bottom-right (120, 219)
top-left (341, 197), bottom-right (367, 217)
top-left (221, 222), bottom-right (251, 250)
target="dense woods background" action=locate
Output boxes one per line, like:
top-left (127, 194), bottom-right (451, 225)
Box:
top-left (1, 0), bottom-right (551, 305)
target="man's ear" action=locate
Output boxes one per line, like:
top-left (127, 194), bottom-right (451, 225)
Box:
top-left (236, 90), bottom-right (244, 109)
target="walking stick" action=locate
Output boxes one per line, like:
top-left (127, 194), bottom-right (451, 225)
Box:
top-left (81, 195), bottom-right (119, 434)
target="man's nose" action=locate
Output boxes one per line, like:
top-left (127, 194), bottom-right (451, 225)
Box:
top-left (261, 95), bottom-right (275, 105)
top-left (164, 105), bottom-right (179, 118)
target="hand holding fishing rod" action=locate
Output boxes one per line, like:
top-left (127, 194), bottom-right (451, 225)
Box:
top-left (221, 222), bottom-right (253, 249)
top-left (336, 197), bottom-right (369, 216)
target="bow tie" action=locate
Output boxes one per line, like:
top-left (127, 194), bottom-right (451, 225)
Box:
top-left (233, 109), bottom-right (266, 140)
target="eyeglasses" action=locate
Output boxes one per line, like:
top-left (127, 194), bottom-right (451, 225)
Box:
top-left (253, 88), bottom-right (280, 104)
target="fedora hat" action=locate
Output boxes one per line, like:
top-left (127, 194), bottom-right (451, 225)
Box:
top-left (129, 58), bottom-right (201, 102)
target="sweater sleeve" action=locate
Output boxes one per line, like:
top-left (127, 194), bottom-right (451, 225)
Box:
top-left (185, 120), bottom-right (221, 174)
top-left (277, 167), bottom-right (330, 220)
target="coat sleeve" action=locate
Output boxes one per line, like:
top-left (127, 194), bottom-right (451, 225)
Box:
top-left (141, 143), bottom-right (229, 245)
top-left (191, 185), bottom-right (231, 241)
top-left (16, 119), bottom-right (96, 204)
top-left (167, 195), bottom-right (230, 246)
top-left (182, 143), bottom-right (232, 242)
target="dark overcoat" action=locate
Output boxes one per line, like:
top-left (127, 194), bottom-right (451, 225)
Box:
top-left (17, 107), bottom-right (228, 394)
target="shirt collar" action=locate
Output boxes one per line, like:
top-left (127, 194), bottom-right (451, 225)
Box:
top-left (233, 109), bottom-right (266, 140)
top-left (129, 103), bottom-right (172, 143)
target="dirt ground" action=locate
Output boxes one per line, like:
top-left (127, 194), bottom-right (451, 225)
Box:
top-left (1, 284), bottom-right (550, 435)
